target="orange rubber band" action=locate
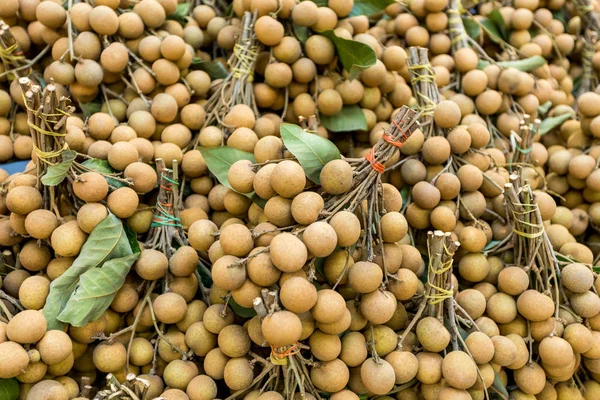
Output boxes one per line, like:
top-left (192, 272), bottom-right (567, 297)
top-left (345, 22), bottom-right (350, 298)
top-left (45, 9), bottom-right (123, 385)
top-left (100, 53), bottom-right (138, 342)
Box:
top-left (271, 342), bottom-right (301, 359)
top-left (382, 133), bottom-right (404, 148)
top-left (365, 148), bottom-right (385, 173)
top-left (392, 119), bottom-right (409, 141)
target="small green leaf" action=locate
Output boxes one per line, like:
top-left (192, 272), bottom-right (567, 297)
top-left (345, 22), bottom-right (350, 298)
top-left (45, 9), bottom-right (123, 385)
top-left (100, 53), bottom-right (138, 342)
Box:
top-left (190, 58), bottom-right (229, 80)
top-left (314, 257), bottom-right (325, 277)
top-left (400, 186), bottom-right (409, 208)
top-left (41, 150), bottom-right (77, 186)
top-left (480, 18), bottom-right (503, 44)
top-left (477, 56), bottom-right (546, 72)
top-left (483, 240), bottom-right (500, 251)
top-left (318, 30), bottom-right (377, 80)
top-left (280, 123), bottom-right (341, 184)
top-left (488, 9), bottom-right (508, 40)
top-left (552, 10), bottom-right (567, 28)
top-left (491, 372), bottom-right (509, 399)
top-left (58, 252), bottom-right (139, 327)
top-left (229, 298), bottom-right (257, 319)
top-left (0, 379), bottom-right (19, 400)
top-left (539, 113), bottom-right (574, 135)
top-left (123, 223), bottom-right (141, 254)
top-left (463, 17), bottom-right (481, 40)
top-left (43, 214), bottom-right (132, 330)
top-left (348, 0), bottom-right (395, 17)
top-left (320, 105), bottom-right (367, 132)
top-left (81, 158), bottom-right (127, 189)
top-left (199, 147), bottom-right (265, 207)
top-left (304, 0), bottom-right (328, 6)
top-left (293, 24), bottom-right (309, 43)
top-left (167, 3), bottom-right (190, 23)
top-left (538, 101), bottom-right (552, 115)
top-left (79, 101), bottom-right (102, 118)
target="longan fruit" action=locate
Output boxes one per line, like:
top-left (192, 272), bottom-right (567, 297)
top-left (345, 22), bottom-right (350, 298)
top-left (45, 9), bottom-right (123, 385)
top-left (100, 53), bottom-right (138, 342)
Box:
top-left (305, 35), bottom-right (335, 65)
top-left (292, 1), bottom-right (318, 26)
top-left (73, 172), bottom-right (109, 203)
top-left (135, 0), bottom-right (166, 28)
top-left (51, 221), bottom-right (88, 258)
top-left (320, 159), bottom-right (353, 194)
top-left (24, 209), bottom-right (58, 239)
top-left (124, 162), bottom-right (158, 194)
top-left (7, 310), bottom-right (47, 344)
top-left (255, 16), bottom-right (284, 46)
top-left (18, 276), bottom-right (50, 310)
top-left (271, 160), bottom-right (306, 198)
top-left (36, 1), bottom-right (66, 29)
top-left (6, 186), bottom-right (42, 215)
top-left (135, 249), bottom-right (168, 280)
top-left (153, 292), bottom-right (187, 324)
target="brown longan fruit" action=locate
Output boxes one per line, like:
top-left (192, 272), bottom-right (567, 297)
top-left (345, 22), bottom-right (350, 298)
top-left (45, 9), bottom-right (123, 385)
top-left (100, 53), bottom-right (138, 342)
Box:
top-left (6, 186), bottom-right (42, 215)
top-left (516, 290), bottom-right (555, 322)
top-left (422, 136), bottom-right (451, 165)
top-left (303, 221), bottom-right (338, 257)
top-left (135, 249), bottom-right (168, 280)
top-left (220, 224), bottom-right (254, 257)
top-left (18, 276), bottom-right (50, 310)
top-left (153, 292), bottom-right (187, 324)
top-left (73, 172), bottom-right (108, 203)
top-left (93, 342), bottom-right (126, 373)
top-left (76, 203), bottom-right (108, 234)
top-left (89, 5), bottom-right (119, 36)
top-left (305, 35), bottom-right (335, 65)
top-left (434, 100), bottom-right (461, 128)
top-left (271, 160), bottom-right (306, 198)
top-left (442, 351), bottom-right (478, 390)
top-left (37, 330), bottom-right (72, 366)
top-left (292, 1), bottom-right (318, 26)
top-left (134, 0), bottom-right (166, 28)
top-left (151, 93), bottom-right (178, 123)
top-left (255, 16), bottom-right (284, 46)
top-left (124, 162), bottom-right (158, 194)
top-left (320, 159), bottom-right (353, 195)
top-left (51, 221), bottom-right (88, 258)
top-left (36, 1), bottom-right (66, 29)
top-left (24, 209), bottom-right (58, 239)
top-left (106, 187), bottom-right (139, 220)
top-left (7, 310), bottom-right (46, 344)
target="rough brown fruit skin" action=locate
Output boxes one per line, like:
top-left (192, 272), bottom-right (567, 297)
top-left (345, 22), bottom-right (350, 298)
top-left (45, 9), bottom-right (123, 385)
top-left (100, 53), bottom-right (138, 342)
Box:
top-left (18, 275), bottom-right (50, 310)
top-left (516, 290), bottom-right (555, 322)
top-left (417, 317), bottom-right (450, 353)
top-left (261, 310), bottom-right (303, 347)
top-left (360, 290), bottom-right (396, 325)
top-left (24, 209), bottom-right (58, 239)
top-left (187, 374), bottom-right (218, 400)
top-left (442, 351), bottom-right (478, 389)
top-left (348, 261), bottom-right (383, 294)
top-left (153, 292), bottom-right (187, 324)
top-left (93, 342), bottom-right (127, 373)
top-left (6, 310), bottom-right (46, 344)
top-left (269, 232), bottom-right (308, 272)
top-left (6, 186), bottom-right (43, 215)
top-left (320, 159), bottom-right (353, 194)
top-left (360, 358), bottom-right (396, 395)
top-left (310, 358), bottom-right (350, 393)
top-left (72, 172), bottom-right (109, 202)
top-left (51, 221), bottom-right (88, 258)
top-left (36, 330), bottom-right (72, 365)
top-left (26, 380), bottom-right (69, 400)
top-left (0, 341), bottom-right (29, 378)
top-left (224, 357), bottom-right (254, 391)
top-left (280, 277), bottom-right (318, 313)
top-left (134, 249), bottom-right (168, 280)
top-left (311, 289), bottom-right (346, 324)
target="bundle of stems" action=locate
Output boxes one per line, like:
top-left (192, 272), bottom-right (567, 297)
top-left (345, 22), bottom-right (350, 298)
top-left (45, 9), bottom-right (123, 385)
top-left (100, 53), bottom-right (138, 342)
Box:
top-left (19, 77), bottom-right (74, 211)
top-left (509, 115), bottom-right (541, 171)
top-left (573, 0), bottom-right (600, 35)
top-left (0, 20), bottom-right (44, 80)
top-left (503, 174), bottom-right (561, 328)
top-left (407, 47), bottom-right (439, 138)
top-left (193, 11), bottom-right (261, 148)
top-left (92, 373), bottom-right (150, 400)
top-left (578, 30), bottom-right (599, 98)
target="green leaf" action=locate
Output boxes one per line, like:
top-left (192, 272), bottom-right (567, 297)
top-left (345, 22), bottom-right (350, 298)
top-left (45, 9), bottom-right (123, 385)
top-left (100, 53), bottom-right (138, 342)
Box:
top-left (280, 123), bottom-right (341, 184)
top-left (167, 3), bottom-right (190, 23)
top-left (190, 58), bottom-right (229, 80)
top-left (229, 298), bottom-right (257, 319)
top-left (314, 257), bottom-right (325, 277)
top-left (400, 186), bottom-right (409, 208)
top-left (348, 0), bottom-right (395, 17)
top-left (552, 10), bottom-right (567, 28)
top-left (79, 101), bottom-right (102, 119)
top-left (477, 56), bottom-right (547, 72)
top-left (488, 9), bottom-right (508, 40)
top-left (320, 105), bottom-right (367, 132)
top-left (81, 158), bottom-right (127, 189)
top-left (538, 101), bottom-right (552, 115)
top-left (463, 17), bottom-right (481, 40)
top-left (304, 0), bottom-right (328, 6)
top-left (318, 30), bottom-right (376, 80)
top-left (293, 24), bottom-right (309, 43)
top-left (58, 253), bottom-right (139, 327)
top-left (41, 150), bottom-right (77, 186)
top-left (43, 214), bottom-right (132, 330)
top-left (491, 372), bottom-right (509, 399)
top-left (0, 379), bottom-right (19, 400)
top-left (483, 240), bottom-right (500, 251)
top-left (199, 147), bottom-right (265, 207)
top-left (480, 18), bottom-right (503, 44)
top-left (123, 223), bottom-right (141, 254)
top-left (539, 113), bottom-right (574, 135)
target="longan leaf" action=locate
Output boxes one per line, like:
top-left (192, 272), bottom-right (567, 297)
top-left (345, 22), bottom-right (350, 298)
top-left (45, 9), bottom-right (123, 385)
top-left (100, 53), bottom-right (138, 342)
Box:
top-left (538, 101), bottom-right (552, 115)
top-left (199, 147), bottom-right (266, 207)
top-left (539, 112), bottom-right (574, 135)
top-left (318, 30), bottom-right (377, 80)
top-left (463, 17), bottom-right (481, 41)
top-left (41, 150), bottom-right (77, 187)
top-left (79, 101), bottom-right (102, 119)
top-left (320, 105), bottom-right (367, 132)
top-left (280, 123), bottom-right (341, 184)
top-left (190, 58), bottom-right (229, 80)
top-left (81, 158), bottom-right (127, 189)
top-left (487, 9), bottom-right (508, 41)
top-left (229, 298), bottom-right (257, 319)
top-left (491, 372), bottom-right (509, 399)
top-left (479, 18), bottom-right (503, 44)
top-left (348, 0), bottom-right (395, 17)
top-left (43, 214), bottom-right (132, 330)
top-left (293, 24), bottom-right (309, 43)
top-left (167, 3), bottom-right (190, 23)
top-left (57, 253), bottom-right (140, 327)
top-left (0, 379), bottom-right (19, 400)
